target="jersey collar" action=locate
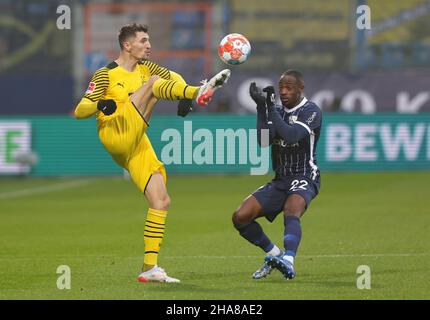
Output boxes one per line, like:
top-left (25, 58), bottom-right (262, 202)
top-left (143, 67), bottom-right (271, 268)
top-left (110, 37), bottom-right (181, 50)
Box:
top-left (284, 97), bottom-right (308, 113)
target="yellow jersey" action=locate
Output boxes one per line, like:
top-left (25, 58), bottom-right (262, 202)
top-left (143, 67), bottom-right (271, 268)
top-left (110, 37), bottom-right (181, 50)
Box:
top-left (76, 60), bottom-right (176, 122)
top-left (74, 60), bottom-right (179, 191)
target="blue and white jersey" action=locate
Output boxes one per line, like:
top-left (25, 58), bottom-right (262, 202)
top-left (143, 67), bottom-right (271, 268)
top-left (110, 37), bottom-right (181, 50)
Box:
top-left (271, 97), bottom-right (322, 180)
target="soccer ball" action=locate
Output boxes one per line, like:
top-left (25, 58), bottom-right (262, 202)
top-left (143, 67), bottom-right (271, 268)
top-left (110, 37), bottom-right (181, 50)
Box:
top-left (218, 33), bottom-right (251, 65)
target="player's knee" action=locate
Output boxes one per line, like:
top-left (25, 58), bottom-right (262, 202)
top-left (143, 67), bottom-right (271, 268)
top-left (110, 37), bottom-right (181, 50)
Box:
top-left (164, 195), bottom-right (171, 210)
top-left (232, 211), bottom-right (241, 228)
top-left (159, 194), bottom-right (171, 211)
top-left (148, 75), bottom-right (160, 85)
top-left (149, 194), bottom-right (170, 211)
top-left (283, 195), bottom-right (306, 217)
top-left (232, 209), bottom-right (251, 228)
top-left (283, 208), bottom-right (303, 218)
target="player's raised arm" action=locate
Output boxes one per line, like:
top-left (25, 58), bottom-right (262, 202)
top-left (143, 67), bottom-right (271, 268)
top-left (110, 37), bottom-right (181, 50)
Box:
top-left (264, 86), bottom-right (313, 144)
top-left (250, 82), bottom-right (275, 147)
top-left (74, 68), bottom-right (112, 119)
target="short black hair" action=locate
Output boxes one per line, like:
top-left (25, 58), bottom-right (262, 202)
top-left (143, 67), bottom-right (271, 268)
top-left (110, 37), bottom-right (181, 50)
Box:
top-left (281, 69), bottom-right (304, 85)
top-left (118, 23), bottom-right (149, 49)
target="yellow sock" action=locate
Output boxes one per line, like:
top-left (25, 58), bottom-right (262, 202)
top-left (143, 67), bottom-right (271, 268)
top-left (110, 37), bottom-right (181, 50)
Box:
top-left (152, 78), bottom-right (199, 100)
top-left (143, 208), bottom-right (168, 268)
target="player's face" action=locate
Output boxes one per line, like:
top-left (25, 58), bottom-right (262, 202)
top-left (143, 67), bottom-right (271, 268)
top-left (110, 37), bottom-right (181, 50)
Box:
top-left (279, 75), bottom-right (304, 108)
top-left (126, 31), bottom-right (151, 60)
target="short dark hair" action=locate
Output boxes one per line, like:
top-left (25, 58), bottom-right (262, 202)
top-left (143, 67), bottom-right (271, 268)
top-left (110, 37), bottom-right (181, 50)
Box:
top-left (118, 23), bottom-right (149, 49)
top-left (281, 69), bottom-right (304, 85)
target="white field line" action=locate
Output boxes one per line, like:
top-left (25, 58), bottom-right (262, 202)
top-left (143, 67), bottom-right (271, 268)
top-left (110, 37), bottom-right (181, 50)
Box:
top-left (0, 179), bottom-right (93, 200)
top-left (168, 253), bottom-right (430, 259)
top-left (0, 252), bottom-right (429, 261)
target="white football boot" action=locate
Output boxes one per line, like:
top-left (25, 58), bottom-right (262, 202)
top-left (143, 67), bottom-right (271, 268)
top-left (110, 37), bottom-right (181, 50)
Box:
top-left (137, 266), bottom-right (180, 283)
top-left (195, 69), bottom-right (231, 106)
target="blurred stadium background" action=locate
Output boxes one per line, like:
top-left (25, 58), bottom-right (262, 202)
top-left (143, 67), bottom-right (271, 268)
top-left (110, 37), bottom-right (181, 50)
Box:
top-left (1, 0), bottom-right (429, 299)
top-left (2, 0), bottom-right (430, 175)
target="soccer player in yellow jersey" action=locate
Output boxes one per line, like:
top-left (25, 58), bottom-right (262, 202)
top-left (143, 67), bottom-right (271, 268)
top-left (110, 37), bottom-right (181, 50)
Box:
top-left (74, 23), bottom-right (231, 283)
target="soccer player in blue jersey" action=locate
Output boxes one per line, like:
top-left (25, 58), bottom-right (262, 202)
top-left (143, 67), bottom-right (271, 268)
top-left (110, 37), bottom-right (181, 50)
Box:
top-left (232, 70), bottom-right (322, 280)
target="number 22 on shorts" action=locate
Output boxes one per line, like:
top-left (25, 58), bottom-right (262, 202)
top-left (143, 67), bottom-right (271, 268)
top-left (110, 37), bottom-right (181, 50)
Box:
top-left (289, 179), bottom-right (308, 191)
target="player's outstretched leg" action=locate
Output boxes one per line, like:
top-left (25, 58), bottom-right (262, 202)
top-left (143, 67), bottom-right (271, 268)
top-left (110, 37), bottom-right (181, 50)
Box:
top-left (129, 75), bottom-right (160, 121)
top-left (150, 69), bottom-right (231, 108)
top-left (195, 69), bottom-right (231, 106)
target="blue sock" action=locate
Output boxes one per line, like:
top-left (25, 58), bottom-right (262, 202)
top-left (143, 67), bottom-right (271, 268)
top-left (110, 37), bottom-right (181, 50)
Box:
top-left (235, 221), bottom-right (274, 253)
top-left (283, 216), bottom-right (302, 258)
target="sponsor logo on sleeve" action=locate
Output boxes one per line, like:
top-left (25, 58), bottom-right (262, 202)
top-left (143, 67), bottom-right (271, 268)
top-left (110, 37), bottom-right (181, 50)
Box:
top-left (85, 82), bottom-right (96, 94)
top-left (306, 112), bottom-right (316, 125)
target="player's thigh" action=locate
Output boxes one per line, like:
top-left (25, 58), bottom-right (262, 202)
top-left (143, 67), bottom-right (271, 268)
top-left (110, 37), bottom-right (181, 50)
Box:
top-left (251, 181), bottom-right (288, 222)
top-left (283, 194), bottom-right (307, 217)
top-left (140, 96), bottom-right (158, 122)
top-left (129, 76), bottom-right (159, 116)
top-left (232, 195), bottom-right (265, 225)
top-left (284, 176), bottom-right (319, 217)
top-left (127, 137), bottom-right (166, 194)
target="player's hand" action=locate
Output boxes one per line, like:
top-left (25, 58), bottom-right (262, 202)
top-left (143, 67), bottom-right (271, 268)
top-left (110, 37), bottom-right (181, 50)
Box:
top-left (249, 82), bottom-right (266, 107)
top-left (177, 99), bottom-right (194, 117)
top-left (97, 99), bottom-right (117, 115)
top-left (263, 86), bottom-right (276, 108)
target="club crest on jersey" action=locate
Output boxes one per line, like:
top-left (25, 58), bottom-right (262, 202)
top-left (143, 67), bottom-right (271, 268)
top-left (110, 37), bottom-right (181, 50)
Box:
top-left (273, 138), bottom-right (288, 147)
top-left (85, 82), bottom-right (96, 94)
top-left (273, 138), bottom-right (299, 148)
top-left (288, 115), bottom-right (298, 125)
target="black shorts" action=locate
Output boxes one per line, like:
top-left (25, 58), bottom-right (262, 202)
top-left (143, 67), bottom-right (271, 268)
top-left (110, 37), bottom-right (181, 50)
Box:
top-left (252, 175), bottom-right (320, 222)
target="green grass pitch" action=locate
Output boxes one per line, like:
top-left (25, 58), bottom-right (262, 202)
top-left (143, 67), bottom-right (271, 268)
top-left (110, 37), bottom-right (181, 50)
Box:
top-left (0, 172), bottom-right (429, 299)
